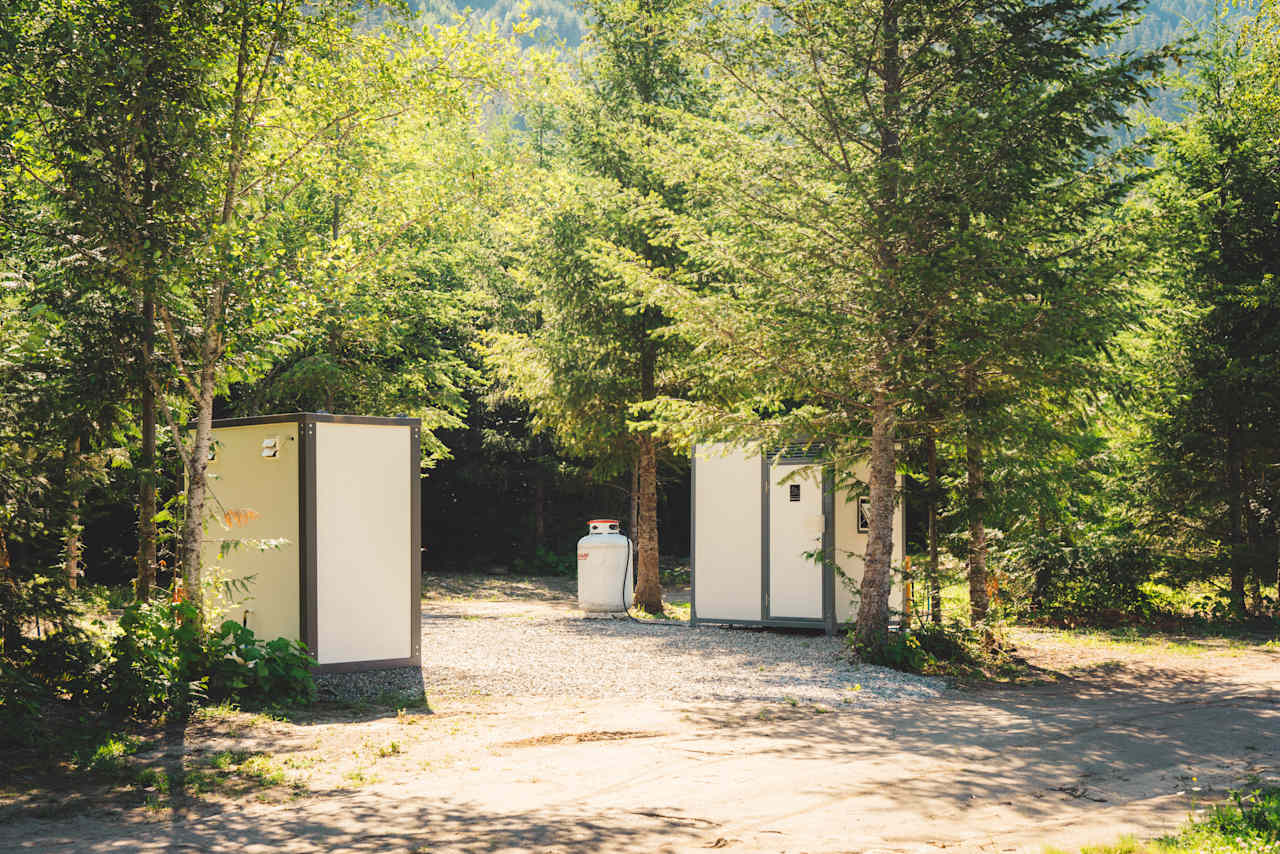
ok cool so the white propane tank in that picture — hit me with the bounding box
[577,519,634,612]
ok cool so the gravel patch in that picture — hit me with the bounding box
[418,609,944,706]
[314,666,429,704]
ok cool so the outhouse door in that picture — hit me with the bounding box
[766,462,825,620]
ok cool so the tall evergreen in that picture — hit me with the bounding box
[645,0,1166,644]
[488,0,708,612]
[1139,0,1280,613]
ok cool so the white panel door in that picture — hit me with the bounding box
[314,422,412,665]
[768,465,824,619]
[692,444,763,621]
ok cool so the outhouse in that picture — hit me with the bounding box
[201,413,421,671]
[690,442,905,633]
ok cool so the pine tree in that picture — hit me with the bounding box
[644,0,1165,645]
[487,0,709,612]
[1139,0,1280,613]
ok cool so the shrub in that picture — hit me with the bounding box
[0,575,108,746]
[3,577,317,752]
[1008,538,1159,626]
[851,622,1024,680]
[852,628,938,674]
[513,545,574,576]
[1191,787,1280,846]
[206,620,315,708]
[105,598,205,716]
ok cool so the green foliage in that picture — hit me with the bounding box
[1057,786,1280,853]
[105,598,205,717]
[852,628,939,674]
[0,575,105,745]
[1009,539,1162,626]
[206,620,316,708]
[850,622,1021,679]
[511,545,575,576]
[1127,0,1280,614]
[107,599,316,716]
[1,579,314,752]
[1181,787,1280,851]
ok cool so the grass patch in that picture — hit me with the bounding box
[631,600,691,622]
[135,767,169,794]
[239,754,285,786]
[193,750,290,794]
[76,734,145,774]
[1020,625,1280,658]
[1047,787,1280,854]
[342,768,380,787]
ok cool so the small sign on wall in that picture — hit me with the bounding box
[789,484,801,502]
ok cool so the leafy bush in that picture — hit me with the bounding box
[206,620,315,707]
[1009,538,1160,626]
[1068,786,1280,853]
[850,622,1021,679]
[107,600,316,714]
[0,575,107,745]
[1179,787,1280,850]
[105,598,205,716]
[513,545,575,576]
[3,576,317,752]
[852,627,937,673]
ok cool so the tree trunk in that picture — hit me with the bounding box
[64,437,83,591]
[926,426,941,625]
[633,436,662,613]
[855,388,897,648]
[855,0,901,652]
[137,289,158,600]
[966,420,989,624]
[532,472,546,552]
[629,463,639,548]
[0,519,16,656]
[1245,485,1263,616]
[1227,429,1246,616]
[0,520,9,581]
[177,11,256,626]
[180,351,218,627]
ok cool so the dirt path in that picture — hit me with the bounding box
[2,583,1278,853]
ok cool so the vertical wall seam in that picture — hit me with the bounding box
[761,451,770,620]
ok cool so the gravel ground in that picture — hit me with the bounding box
[314,575,945,705]
[419,614,943,705]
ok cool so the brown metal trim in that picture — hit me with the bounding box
[693,617,826,630]
[209,413,306,429]
[408,422,422,667]
[305,413,419,427]
[209,412,421,429]
[295,419,308,649]
[822,466,837,636]
[689,448,697,627]
[313,656,419,674]
[301,418,319,660]
[761,452,770,620]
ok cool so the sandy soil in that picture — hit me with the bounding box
[1,577,1277,854]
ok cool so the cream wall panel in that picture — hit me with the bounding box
[201,424,301,642]
[313,422,412,665]
[693,443,762,621]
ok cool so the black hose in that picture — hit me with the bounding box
[620,535,687,628]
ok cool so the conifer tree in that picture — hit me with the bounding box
[488,0,708,612]
[645,0,1165,644]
